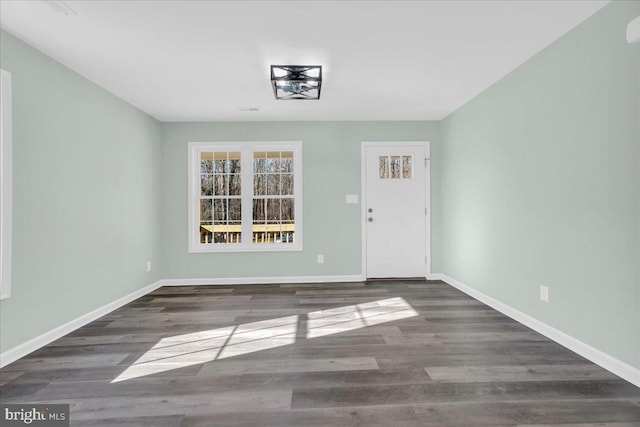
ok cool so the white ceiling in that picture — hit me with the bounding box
[0,0,609,122]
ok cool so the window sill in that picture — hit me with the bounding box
[188,244,303,254]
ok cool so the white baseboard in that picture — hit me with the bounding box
[160,274,365,286]
[437,273,640,388]
[0,280,163,368]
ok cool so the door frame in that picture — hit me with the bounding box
[360,141,431,279]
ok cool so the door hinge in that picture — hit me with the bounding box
[425,158,428,166]
[425,256,428,264]
[425,208,428,215]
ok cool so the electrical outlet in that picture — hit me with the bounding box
[540,285,549,302]
[146,261,152,272]
[317,254,324,264]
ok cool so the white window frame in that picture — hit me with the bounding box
[188,141,303,253]
[1,69,12,300]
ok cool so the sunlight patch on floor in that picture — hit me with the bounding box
[306,297,419,338]
[112,315,299,382]
[112,297,417,383]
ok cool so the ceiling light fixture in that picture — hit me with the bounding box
[270,65,322,100]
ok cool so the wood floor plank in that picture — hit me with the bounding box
[411,400,640,425]
[76,415,184,427]
[425,364,619,383]
[196,356,379,376]
[181,406,424,427]
[291,380,640,409]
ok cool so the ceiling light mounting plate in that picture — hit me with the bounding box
[270,65,322,100]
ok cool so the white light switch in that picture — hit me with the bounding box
[346,194,358,204]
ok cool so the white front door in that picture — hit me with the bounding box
[363,142,429,278]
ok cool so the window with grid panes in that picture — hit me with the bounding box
[188,142,302,252]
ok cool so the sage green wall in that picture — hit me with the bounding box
[0,30,162,352]
[440,1,640,368]
[161,121,441,279]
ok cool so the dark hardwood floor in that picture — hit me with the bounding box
[1,280,639,426]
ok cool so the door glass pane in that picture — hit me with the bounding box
[402,156,412,179]
[379,156,389,179]
[390,156,401,179]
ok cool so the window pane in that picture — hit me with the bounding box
[214,152,226,173]
[228,222,241,243]
[201,175,213,196]
[402,156,412,179]
[201,152,214,174]
[228,198,241,221]
[200,224,213,244]
[281,198,294,222]
[270,231,282,244]
[253,152,266,173]
[391,156,401,179]
[281,230,294,244]
[266,174,281,195]
[214,175,228,196]
[229,174,241,196]
[213,224,228,243]
[267,199,280,221]
[254,174,265,196]
[214,199,227,222]
[266,151,280,173]
[281,174,293,195]
[200,199,212,222]
[227,152,241,173]
[253,223,267,243]
[281,151,294,172]
[379,156,389,179]
[253,198,265,222]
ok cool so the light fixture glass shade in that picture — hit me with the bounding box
[270,65,322,100]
